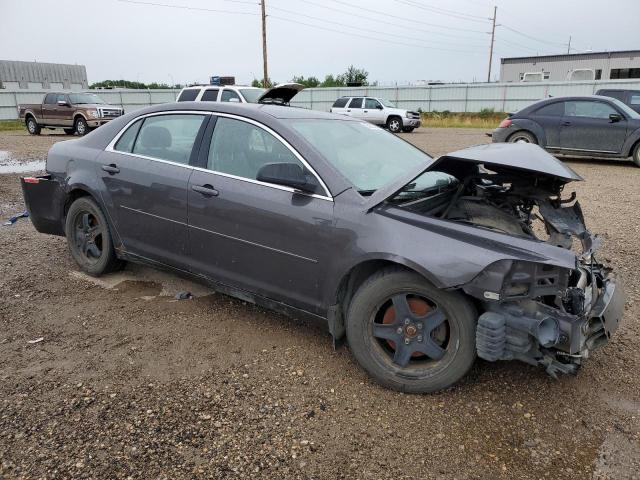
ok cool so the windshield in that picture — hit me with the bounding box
[609,97,640,119]
[239,88,266,103]
[69,93,106,105]
[380,99,396,108]
[286,119,432,193]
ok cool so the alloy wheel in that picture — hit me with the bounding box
[73,211,104,264]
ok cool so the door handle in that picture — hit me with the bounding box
[364,110,369,113]
[561,121,572,126]
[101,164,120,174]
[192,184,219,197]
[347,109,351,112]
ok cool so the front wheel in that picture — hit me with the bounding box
[386,116,403,133]
[65,197,124,276]
[75,117,91,136]
[26,117,41,135]
[346,268,477,393]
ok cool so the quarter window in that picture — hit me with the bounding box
[177,89,200,101]
[220,90,241,102]
[365,98,381,109]
[349,98,364,109]
[114,119,143,153]
[201,89,219,101]
[534,102,564,116]
[208,117,313,187]
[332,98,349,108]
[131,114,205,164]
[564,101,618,119]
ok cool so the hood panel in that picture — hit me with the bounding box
[365,143,582,210]
[258,83,305,104]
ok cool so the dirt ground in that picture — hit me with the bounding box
[1,128,639,479]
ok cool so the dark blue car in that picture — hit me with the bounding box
[492,95,640,167]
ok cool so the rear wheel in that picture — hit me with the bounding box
[63,128,75,135]
[386,116,403,133]
[633,143,640,167]
[26,117,41,135]
[508,130,537,144]
[75,117,91,136]
[346,268,477,393]
[65,197,123,276]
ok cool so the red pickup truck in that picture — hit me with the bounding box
[18,92,123,136]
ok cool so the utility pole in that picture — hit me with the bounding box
[261,0,269,88]
[567,35,572,54]
[487,5,497,83]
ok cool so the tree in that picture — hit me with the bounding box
[291,75,320,88]
[319,74,345,88]
[89,79,173,89]
[342,65,369,86]
[251,78,276,88]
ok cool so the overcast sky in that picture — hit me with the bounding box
[1,0,638,86]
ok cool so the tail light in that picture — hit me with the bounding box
[498,118,512,128]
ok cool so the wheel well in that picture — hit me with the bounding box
[630,138,640,158]
[335,260,419,315]
[63,189,92,219]
[507,129,537,143]
[74,114,86,124]
[387,114,402,123]
[24,113,35,123]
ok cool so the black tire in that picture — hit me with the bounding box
[386,116,403,133]
[65,196,123,276]
[26,116,41,135]
[74,117,91,136]
[632,143,640,168]
[63,128,75,135]
[508,130,537,144]
[402,127,415,133]
[346,267,477,393]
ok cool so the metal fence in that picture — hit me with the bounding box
[2,79,640,120]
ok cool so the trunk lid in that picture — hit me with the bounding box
[258,83,305,105]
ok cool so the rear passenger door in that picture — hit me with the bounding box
[201,89,219,102]
[346,97,364,119]
[186,115,334,314]
[41,93,57,123]
[99,112,209,268]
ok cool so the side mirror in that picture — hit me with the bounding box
[376,104,383,109]
[257,163,315,193]
[609,113,622,123]
[57,100,70,107]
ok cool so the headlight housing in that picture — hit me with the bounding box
[88,109,100,118]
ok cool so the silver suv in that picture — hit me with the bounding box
[176,83,304,105]
[330,96,421,133]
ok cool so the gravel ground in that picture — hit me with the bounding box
[1,128,639,479]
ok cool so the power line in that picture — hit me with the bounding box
[318,0,489,33]
[269,15,483,54]
[392,0,491,23]
[267,5,488,49]
[116,0,258,15]
[499,24,569,47]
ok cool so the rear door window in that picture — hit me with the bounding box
[114,119,143,153]
[201,89,219,101]
[348,98,364,109]
[177,89,200,102]
[44,93,56,104]
[132,114,206,164]
[220,90,241,102]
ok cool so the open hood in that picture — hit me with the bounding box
[258,83,305,105]
[364,143,583,211]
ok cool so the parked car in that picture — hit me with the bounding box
[330,96,421,133]
[176,83,304,105]
[491,95,640,167]
[21,102,624,393]
[595,88,640,113]
[18,92,123,136]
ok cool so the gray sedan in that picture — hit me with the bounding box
[21,102,624,393]
[491,95,640,167]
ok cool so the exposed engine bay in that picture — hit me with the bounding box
[387,153,625,377]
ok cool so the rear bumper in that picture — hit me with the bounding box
[20,175,66,236]
[491,127,511,143]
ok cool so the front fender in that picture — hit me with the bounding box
[621,127,640,156]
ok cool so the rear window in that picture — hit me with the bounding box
[177,89,200,102]
[332,98,349,108]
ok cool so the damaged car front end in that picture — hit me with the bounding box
[372,143,625,378]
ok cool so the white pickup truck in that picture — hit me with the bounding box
[330,96,421,133]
